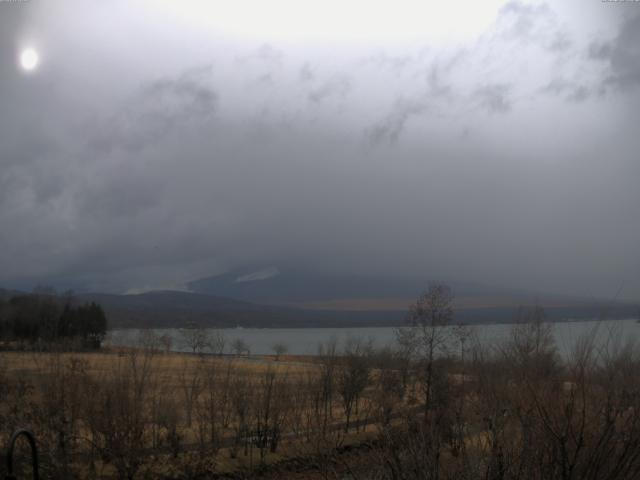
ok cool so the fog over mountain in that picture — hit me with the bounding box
[1,0,639,300]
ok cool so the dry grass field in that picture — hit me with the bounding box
[0,345,404,479]
[1,349,316,379]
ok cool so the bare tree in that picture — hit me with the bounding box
[178,357,203,428]
[252,368,291,463]
[84,348,157,480]
[397,283,454,415]
[370,347,407,427]
[137,329,160,352]
[197,360,234,451]
[505,305,558,378]
[180,323,211,354]
[272,342,288,361]
[317,338,339,438]
[151,393,182,457]
[229,371,252,458]
[158,333,173,353]
[337,337,372,432]
[210,329,226,355]
[31,352,89,478]
[231,338,250,357]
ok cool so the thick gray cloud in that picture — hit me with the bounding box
[0,0,639,300]
[91,67,218,153]
[473,83,512,113]
[307,75,351,104]
[594,13,640,90]
[366,97,429,145]
[540,78,591,103]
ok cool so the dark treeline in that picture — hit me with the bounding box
[0,289,107,348]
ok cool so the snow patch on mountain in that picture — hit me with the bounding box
[235,267,280,283]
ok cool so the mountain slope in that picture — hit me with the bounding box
[78,290,404,328]
[187,267,598,311]
[89,289,638,329]
[187,267,526,305]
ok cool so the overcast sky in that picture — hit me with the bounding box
[1,0,639,298]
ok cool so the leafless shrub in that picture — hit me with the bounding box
[210,329,226,355]
[196,359,234,452]
[231,338,250,357]
[178,357,203,428]
[397,284,454,416]
[83,348,157,480]
[338,338,372,432]
[272,342,288,361]
[180,324,211,355]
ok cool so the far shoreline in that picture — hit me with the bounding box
[107,314,639,331]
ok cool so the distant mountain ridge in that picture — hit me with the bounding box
[187,267,530,305]
[80,290,414,329]
[187,267,603,311]
[80,289,640,329]
[74,289,638,329]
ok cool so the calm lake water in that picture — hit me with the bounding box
[108,319,640,357]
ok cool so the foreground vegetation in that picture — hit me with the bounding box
[2,285,640,479]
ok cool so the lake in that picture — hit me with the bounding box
[108,318,640,357]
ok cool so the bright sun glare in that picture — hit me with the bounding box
[20,48,40,72]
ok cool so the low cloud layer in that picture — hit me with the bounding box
[0,0,639,300]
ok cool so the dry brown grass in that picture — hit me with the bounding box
[0,348,392,479]
[1,349,314,378]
